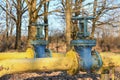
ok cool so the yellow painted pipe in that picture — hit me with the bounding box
[100,53,120,69]
[0,48,34,60]
[98,52,120,80]
[51,53,65,57]
[98,53,120,80]
[0,48,65,60]
[0,50,79,77]
[0,50,120,77]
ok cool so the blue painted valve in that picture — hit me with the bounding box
[31,23,51,58]
[71,16,102,72]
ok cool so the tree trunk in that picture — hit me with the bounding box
[6,2,9,40]
[10,7,14,37]
[15,0,22,50]
[72,0,82,40]
[27,0,37,48]
[91,0,97,38]
[65,0,72,51]
[15,18,22,50]
[44,2,49,41]
[6,2,9,50]
[10,21,14,37]
[44,1,49,48]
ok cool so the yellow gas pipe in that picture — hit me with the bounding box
[98,53,120,73]
[0,50,79,77]
[0,49,120,78]
[0,48,34,60]
[0,48,65,60]
[99,53,120,80]
[99,53,120,72]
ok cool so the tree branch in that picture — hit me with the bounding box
[22,6,28,14]
[11,0,17,8]
[0,5,16,22]
[106,6,120,10]
[38,10,61,17]
[35,0,49,14]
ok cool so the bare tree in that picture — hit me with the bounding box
[90,0,120,38]
[65,0,72,51]
[0,0,27,50]
[44,1,49,41]
[91,0,97,38]
[5,1,9,50]
[71,0,82,40]
[25,0,49,48]
[61,0,84,51]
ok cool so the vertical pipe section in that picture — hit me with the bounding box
[34,45,46,58]
[75,46,93,71]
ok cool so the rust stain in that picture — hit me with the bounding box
[0,66,3,71]
[0,66,9,71]
[5,67,9,70]
[43,66,48,71]
[65,64,68,67]
[43,66,47,69]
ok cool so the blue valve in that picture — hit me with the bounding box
[30,23,51,58]
[71,16,102,71]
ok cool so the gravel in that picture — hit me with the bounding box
[1,69,120,80]
[0,71,101,80]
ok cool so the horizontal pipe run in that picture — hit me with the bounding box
[0,48,34,60]
[97,53,120,74]
[1,50,120,77]
[0,50,79,77]
[51,53,65,57]
[100,53,120,68]
[0,58,72,77]
[0,48,65,60]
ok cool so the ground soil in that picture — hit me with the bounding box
[0,71,101,80]
[1,70,119,80]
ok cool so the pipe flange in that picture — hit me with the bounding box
[31,40,48,45]
[71,39,96,47]
[66,50,80,75]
